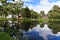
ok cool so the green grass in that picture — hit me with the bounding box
[0,32,16,40]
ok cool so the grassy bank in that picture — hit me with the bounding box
[0,32,16,40]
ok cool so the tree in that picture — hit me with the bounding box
[40,10,45,17]
[0,0,6,3]
[14,0,23,18]
[0,0,23,39]
[48,21,60,33]
[48,5,60,19]
[30,10,40,19]
[21,7,31,18]
[48,5,60,33]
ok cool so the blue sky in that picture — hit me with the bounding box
[48,0,60,2]
[23,0,40,6]
[22,0,60,14]
[7,0,60,14]
[23,0,60,6]
[7,0,60,5]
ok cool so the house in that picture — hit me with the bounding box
[41,14,48,19]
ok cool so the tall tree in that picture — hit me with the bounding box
[21,7,31,18]
[48,5,60,33]
[48,5,60,19]
[30,10,40,19]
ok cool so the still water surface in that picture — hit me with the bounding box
[0,20,60,40]
[20,21,60,40]
[21,24,60,40]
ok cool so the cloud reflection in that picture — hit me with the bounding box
[22,24,60,40]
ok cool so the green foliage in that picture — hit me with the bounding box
[48,21,60,33]
[21,7,41,19]
[48,5,60,19]
[40,10,45,16]
[0,0,6,3]
[21,7,31,18]
[30,10,41,19]
[20,20,39,31]
[0,0,23,40]
[0,32,16,40]
[48,5,60,33]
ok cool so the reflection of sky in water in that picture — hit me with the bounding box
[22,24,60,40]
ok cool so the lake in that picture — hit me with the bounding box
[0,20,60,40]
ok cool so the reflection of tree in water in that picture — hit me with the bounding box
[20,20,38,31]
[40,22,44,28]
[0,21,38,33]
[0,20,22,39]
[48,21,60,33]
[0,20,39,40]
[40,21,48,28]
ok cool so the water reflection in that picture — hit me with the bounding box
[48,21,60,33]
[20,20,39,31]
[0,20,39,40]
[22,24,60,40]
[0,20,60,40]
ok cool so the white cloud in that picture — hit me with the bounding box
[23,0,60,14]
[27,24,52,40]
[25,24,60,40]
